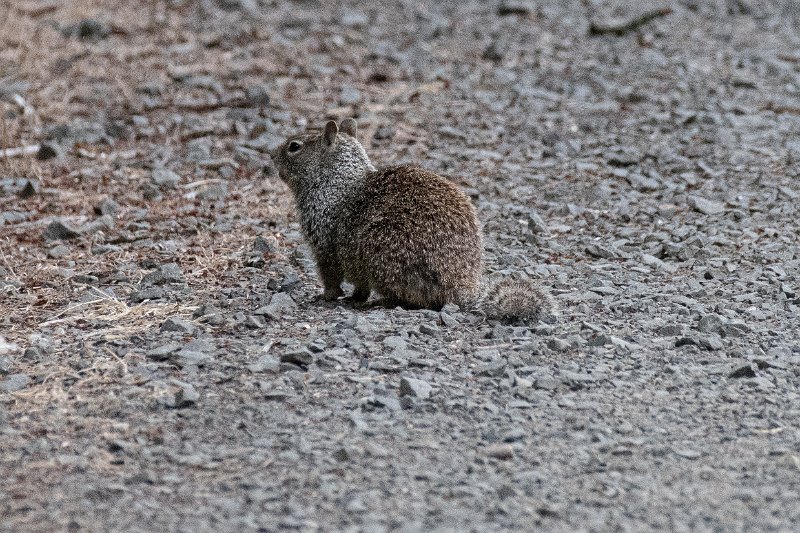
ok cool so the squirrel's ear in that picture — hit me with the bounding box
[340,118,357,138]
[323,120,338,146]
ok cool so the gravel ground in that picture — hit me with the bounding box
[1,1,800,531]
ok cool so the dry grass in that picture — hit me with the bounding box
[0,0,300,371]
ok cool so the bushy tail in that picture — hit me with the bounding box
[480,277,556,323]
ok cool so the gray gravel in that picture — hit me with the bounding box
[1,0,799,532]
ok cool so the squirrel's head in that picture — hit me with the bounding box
[271,118,373,194]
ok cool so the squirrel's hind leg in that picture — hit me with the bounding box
[316,256,345,300]
[350,284,371,302]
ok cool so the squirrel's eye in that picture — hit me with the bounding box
[287,141,303,153]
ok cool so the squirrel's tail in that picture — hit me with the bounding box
[479,276,556,323]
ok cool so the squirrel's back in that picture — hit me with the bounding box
[340,165,483,309]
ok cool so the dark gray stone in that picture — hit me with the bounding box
[81,214,114,235]
[142,263,185,286]
[547,338,571,352]
[280,348,314,368]
[96,197,121,216]
[160,317,196,334]
[43,220,81,241]
[130,287,165,302]
[37,142,63,160]
[255,292,297,320]
[64,19,110,40]
[245,85,271,106]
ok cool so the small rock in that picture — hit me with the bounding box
[193,303,221,318]
[64,19,110,40]
[141,263,185,286]
[81,214,114,235]
[627,173,660,192]
[340,86,362,106]
[399,377,432,399]
[780,283,795,299]
[160,317,196,334]
[675,335,723,351]
[547,338,571,352]
[333,447,350,462]
[656,324,683,336]
[95,197,121,216]
[527,210,548,234]
[248,355,280,373]
[729,364,757,379]
[18,179,40,199]
[419,323,439,336]
[585,243,621,259]
[129,287,165,302]
[280,348,314,368]
[502,428,526,442]
[673,447,702,460]
[151,168,181,188]
[0,339,16,355]
[640,253,676,273]
[147,343,181,361]
[340,9,368,27]
[605,147,640,167]
[688,195,724,215]
[560,370,598,385]
[245,85,271,106]
[697,314,724,333]
[497,1,533,16]
[482,42,504,62]
[485,443,514,460]
[197,183,227,200]
[71,274,98,285]
[368,393,402,412]
[476,360,507,377]
[173,382,200,408]
[0,373,29,392]
[174,349,211,367]
[47,245,71,259]
[252,236,275,253]
[43,220,81,241]
[21,347,41,361]
[141,183,161,201]
[534,377,561,390]
[373,125,394,140]
[280,273,300,292]
[245,315,265,329]
[37,142,63,160]
[720,321,750,338]
[255,292,297,320]
[179,74,223,93]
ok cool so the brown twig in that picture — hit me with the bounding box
[762,101,800,115]
[589,7,672,36]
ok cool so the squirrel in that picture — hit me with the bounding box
[270,118,554,322]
